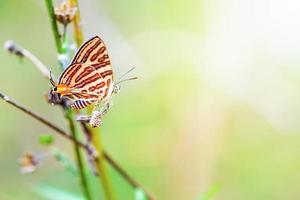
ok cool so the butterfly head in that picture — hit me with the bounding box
[49,69,71,99]
[52,84,72,99]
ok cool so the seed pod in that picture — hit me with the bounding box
[54,1,77,25]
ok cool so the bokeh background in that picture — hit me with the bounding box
[1,0,300,199]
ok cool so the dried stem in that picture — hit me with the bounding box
[4,41,49,79]
[68,0,84,45]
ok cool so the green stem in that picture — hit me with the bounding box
[90,126,116,200]
[69,1,116,199]
[65,110,92,200]
[45,0,62,54]
[45,1,92,200]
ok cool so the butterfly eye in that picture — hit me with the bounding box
[53,87,57,92]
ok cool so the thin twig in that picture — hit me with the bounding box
[104,152,157,200]
[80,123,157,200]
[79,121,99,176]
[4,40,49,79]
[0,90,156,199]
[0,91,87,150]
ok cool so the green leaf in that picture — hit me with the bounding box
[135,188,148,200]
[39,134,55,145]
[198,184,221,200]
[35,184,84,200]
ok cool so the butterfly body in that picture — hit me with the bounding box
[51,36,114,110]
[53,84,71,95]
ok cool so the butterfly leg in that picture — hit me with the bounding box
[76,95,115,127]
[113,84,121,94]
[101,99,113,116]
[75,101,105,127]
[88,98,114,127]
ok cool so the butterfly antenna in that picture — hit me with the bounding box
[115,67,138,85]
[49,69,56,86]
[117,67,135,81]
[116,77,138,85]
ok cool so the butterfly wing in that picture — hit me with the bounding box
[70,99,96,110]
[58,36,113,84]
[58,36,114,110]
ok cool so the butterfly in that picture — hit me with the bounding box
[50,36,114,110]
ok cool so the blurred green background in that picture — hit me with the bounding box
[1,0,300,199]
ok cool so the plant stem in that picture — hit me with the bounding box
[68,0,84,46]
[90,127,116,200]
[104,152,156,200]
[45,1,92,199]
[65,109,92,200]
[43,1,157,199]
[45,0,62,54]
[69,1,116,199]
[0,91,86,149]
[0,90,156,199]
[4,40,49,79]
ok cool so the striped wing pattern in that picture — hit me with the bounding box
[59,36,114,109]
[70,99,95,110]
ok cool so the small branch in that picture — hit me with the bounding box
[4,40,49,79]
[0,91,88,151]
[104,152,157,200]
[79,121,99,176]
[0,90,157,199]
